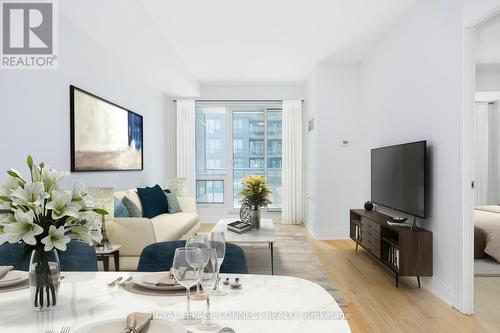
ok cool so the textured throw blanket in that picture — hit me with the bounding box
[475,206,500,263]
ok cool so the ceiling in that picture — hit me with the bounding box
[476,13,500,64]
[60,0,200,97]
[141,0,416,85]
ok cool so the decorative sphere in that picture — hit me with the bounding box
[364,201,374,211]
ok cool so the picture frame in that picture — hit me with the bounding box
[70,85,144,172]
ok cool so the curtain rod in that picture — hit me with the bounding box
[172,99,305,102]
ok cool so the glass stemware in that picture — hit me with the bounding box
[186,234,210,300]
[172,247,203,325]
[197,248,221,331]
[209,232,227,296]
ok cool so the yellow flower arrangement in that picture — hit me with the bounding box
[239,175,272,208]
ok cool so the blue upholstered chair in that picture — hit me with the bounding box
[137,240,249,274]
[0,240,98,271]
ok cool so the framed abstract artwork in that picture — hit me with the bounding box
[70,85,143,172]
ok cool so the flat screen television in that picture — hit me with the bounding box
[371,141,427,218]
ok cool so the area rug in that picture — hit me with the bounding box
[475,257,500,277]
[238,224,347,307]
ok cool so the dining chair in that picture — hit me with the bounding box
[137,240,249,274]
[0,240,98,271]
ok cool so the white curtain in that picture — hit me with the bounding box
[176,100,196,197]
[282,100,303,224]
[474,102,489,206]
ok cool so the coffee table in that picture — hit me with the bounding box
[212,218,277,274]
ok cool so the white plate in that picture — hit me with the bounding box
[132,273,185,291]
[0,271,28,287]
[74,318,186,333]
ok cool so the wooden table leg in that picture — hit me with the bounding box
[102,256,109,272]
[113,251,120,271]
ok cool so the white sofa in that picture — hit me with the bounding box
[106,189,200,271]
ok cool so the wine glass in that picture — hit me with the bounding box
[209,231,227,296]
[186,234,210,299]
[172,247,202,325]
[197,248,221,331]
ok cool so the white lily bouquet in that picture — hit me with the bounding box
[0,155,107,310]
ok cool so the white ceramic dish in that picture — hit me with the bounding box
[132,273,185,291]
[0,271,28,287]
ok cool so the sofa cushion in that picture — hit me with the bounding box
[114,197,129,217]
[126,189,144,216]
[150,213,199,242]
[137,185,169,219]
[165,192,182,214]
[122,196,142,217]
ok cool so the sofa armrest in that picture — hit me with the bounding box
[106,218,156,256]
[178,197,197,214]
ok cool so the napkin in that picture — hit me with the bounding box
[143,273,177,286]
[120,312,153,333]
[0,266,13,280]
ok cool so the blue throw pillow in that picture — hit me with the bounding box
[165,192,182,214]
[114,197,129,217]
[137,184,169,219]
[122,196,142,217]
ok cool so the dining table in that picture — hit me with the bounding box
[0,272,352,333]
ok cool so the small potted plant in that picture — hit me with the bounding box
[239,176,272,229]
[0,155,107,311]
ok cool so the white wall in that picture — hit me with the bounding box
[476,64,500,91]
[359,0,464,306]
[305,0,466,307]
[304,64,368,239]
[0,15,178,190]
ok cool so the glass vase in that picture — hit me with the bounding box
[251,206,261,229]
[29,248,61,311]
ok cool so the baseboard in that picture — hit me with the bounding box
[303,223,349,240]
[422,276,455,307]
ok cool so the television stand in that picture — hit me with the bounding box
[350,209,432,287]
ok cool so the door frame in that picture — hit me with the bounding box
[460,5,500,315]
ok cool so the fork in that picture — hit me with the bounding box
[118,276,133,287]
[107,276,123,287]
[60,326,71,333]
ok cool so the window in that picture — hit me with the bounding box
[233,159,245,168]
[250,158,264,169]
[249,140,264,156]
[195,107,226,203]
[207,119,221,134]
[207,139,221,154]
[266,111,282,209]
[207,159,221,170]
[250,121,264,136]
[268,158,282,168]
[195,103,282,211]
[233,139,244,154]
[234,119,244,134]
[196,180,224,203]
[267,140,281,156]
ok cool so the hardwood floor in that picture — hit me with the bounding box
[200,223,500,332]
[303,229,500,333]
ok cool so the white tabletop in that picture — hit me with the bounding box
[0,272,351,333]
[212,218,277,243]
